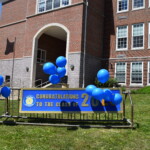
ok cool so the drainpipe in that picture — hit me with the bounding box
[82,0,88,88]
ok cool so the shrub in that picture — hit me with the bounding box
[95,78,119,88]
[131,86,150,94]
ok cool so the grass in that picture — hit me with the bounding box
[0,94,149,150]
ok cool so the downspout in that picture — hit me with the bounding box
[82,0,88,88]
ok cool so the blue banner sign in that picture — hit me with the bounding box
[20,89,122,113]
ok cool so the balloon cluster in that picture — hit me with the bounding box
[85,69,122,105]
[0,75,11,98]
[43,56,67,84]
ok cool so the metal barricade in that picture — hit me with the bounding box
[0,89,135,129]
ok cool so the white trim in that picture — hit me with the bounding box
[131,23,144,50]
[115,62,127,85]
[109,56,150,60]
[30,23,70,87]
[37,48,47,63]
[132,0,145,10]
[69,51,81,54]
[0,56,32,61]
[130,62,143,86]
[117,0,129,13]
[116,25,128,51]
[36,0,38,14]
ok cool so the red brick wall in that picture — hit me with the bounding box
[86,0,104,57]
[0,1,84,58]
[0,0,27,26]
[25,4,84,56]
[0,22,26,59]
[104,0,150,59]
[103,0,150,87]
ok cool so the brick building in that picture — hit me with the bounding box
[103,0,150,88]
[0,0,150,89]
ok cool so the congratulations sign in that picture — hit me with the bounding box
[20,89,122,113]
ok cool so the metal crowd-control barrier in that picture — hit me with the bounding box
[0,89,135,129]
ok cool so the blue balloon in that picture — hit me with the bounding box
[57,67,66,78]
[49,74,60,84]
[97,69,110,83]
[43,62,57,75]
[92,88,104,101]
[103,89,114,102]
[0,75,4,86]
[85,85,97,96]
[112,93,122,105]
[1,86,11,98]
[56,56,67,67]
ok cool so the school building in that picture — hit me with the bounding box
[0,0,150,89]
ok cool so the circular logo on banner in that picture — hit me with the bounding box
[23,96,36,107]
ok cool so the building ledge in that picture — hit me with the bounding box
[0,19,26,29]
[27,2,84,19]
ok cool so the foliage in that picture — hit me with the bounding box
[120,86,126,92]
[131,86,150,94]
[95,78,119,88]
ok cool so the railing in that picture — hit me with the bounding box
[38,0,70,13]
[36,80,50,88]
[32,79,43,88]
[122,90,134,128]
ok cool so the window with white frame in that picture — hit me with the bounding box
[132,23,144,49]
[148,62,150,84]
[117,0,128,12]
[131,62,143,84]
[38,0,70,13]
[116,26,128,50]
[133,0,144,10]
[37,49,46,63]
[115,62,126,83]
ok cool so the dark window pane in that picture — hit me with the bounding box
[62,0,69,5]
[134,0,144,8]
[46,0,52,10]
[133,36,143,48]
[119,0,128,11]
[54,0,60,8]
[118,38,127,49]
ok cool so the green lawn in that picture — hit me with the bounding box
[0,94,149,150]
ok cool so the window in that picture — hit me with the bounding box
[131,62,143,84]
[38,0,70,13]
[37,49,46,63]
[117,0,128,12]
[148,62,150,84]
[116,26,128,50]
[115,62,126,83]
[133,0,144,10]
[5,75,10,83]
[132,23,144,49]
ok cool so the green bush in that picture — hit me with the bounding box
[131,86,150,94]
[95,78,119,88]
